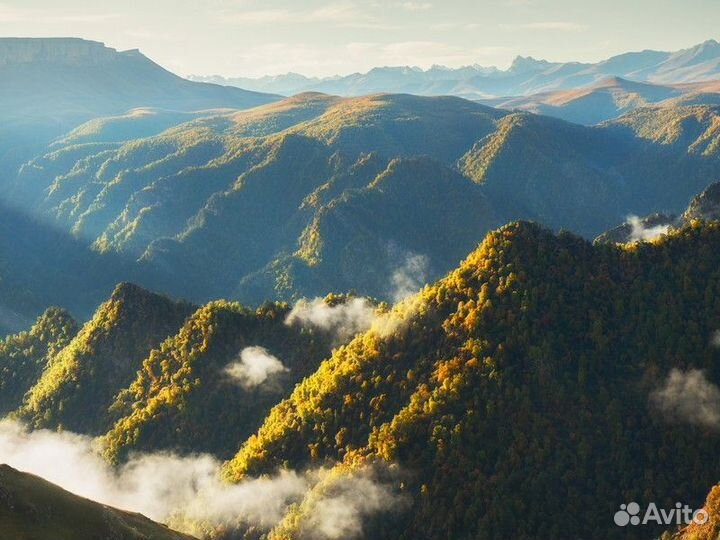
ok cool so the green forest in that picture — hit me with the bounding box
[4,217,720,539]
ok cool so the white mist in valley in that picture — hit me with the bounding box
[285,296,378,342]
[390,253,428,302]
[0,419,398,538]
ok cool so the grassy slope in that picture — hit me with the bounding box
[0,465,196,540]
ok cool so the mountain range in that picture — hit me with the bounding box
[3,36,720,540]
[6,90,720,326]
[481,76,720,125]
[3,199,720,538]
[190,39,720,99]
[0,38,277,179]
[223,218,720,540]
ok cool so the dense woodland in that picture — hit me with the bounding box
[103,299,334,461]
[3,217,720,539]
[224,220,720,540]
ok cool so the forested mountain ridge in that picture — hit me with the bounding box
[4,30,720,540]
[12,94,508,305]
[102,298,336,462]
[3,205,720,540]
[15,283,195,434]
[0,308,78,415]
[221,219,720,540]
[458,104,720,235]
[11,93,720,312]
[0,284,343,461]
[670,483,720,539]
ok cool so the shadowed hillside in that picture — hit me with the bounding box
[12,93,720,308]
[0,465,196,540]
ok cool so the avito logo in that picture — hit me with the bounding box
[614,501,708,527]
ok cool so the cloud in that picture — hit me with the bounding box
[398,1,433,11]
[429,22,485,32]
[224,346,289,388]
[285,253,429,343]
[285,293,426,344]
[0,420,401,538]
[0,419,307,534]
[302,467,406,539]
[220,1,382,27]
[650,369,720,429]
[286,297,377,342]
[0,4,119,24]
[124,29,174,42]
[311,2,365,22]
[0,3,31,22]
[391,253,429,302]
[53,13,120,23]
[222,8,293,24]
[627,215,671,242]
[501,21,588,32]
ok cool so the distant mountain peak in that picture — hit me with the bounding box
[509,55,553,73]
[668,38,720,65]
[0,37,132,66]
[687,38,720,55]
[109,281,183,309]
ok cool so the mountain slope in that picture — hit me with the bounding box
[460,106,720,235]
[0,37,278,183]
[223,220,720,540]
[0,308,78,415]
[487,76,686,125]
[16,283,194,434]
[13,93,720,306]
[16,94,507,304]
[255,156,504,299]
[0,465,195,540]
[0,200,145,336]
[595,181,720,243]
[0,37,277,121]
[669,484,720,540]
[102,298,334,461]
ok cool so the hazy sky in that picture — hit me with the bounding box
[1,0,718,78]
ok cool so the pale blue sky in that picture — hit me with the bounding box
[1,0,718,77]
